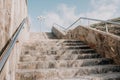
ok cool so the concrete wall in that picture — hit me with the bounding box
[52,26,120,65]
[0,0,29,80]
[52,26,66,39]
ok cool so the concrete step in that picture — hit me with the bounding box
[41,73,120,80]
[63,43,85,46]
[41,79,90,80]
[21,49,97,56]
[40,78,90,80]
[21,47,96,57]
[39,40,83,43]
[32,49,97,55]
[65,45,90,49]
[80,72,120,80]
[75,65,120,77]
[16,65,120,79]
[19,53,101,62]
[63,40,83,43]
[77,53,101,59]
[79,49,96,53]
[18,58,113,69]
[65,49,96,54]
[57,50,97,59]
[58,53,101,60]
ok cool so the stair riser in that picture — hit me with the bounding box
[80,77,120,80]
[18,59,113,69]
[63,41,83,43]
[20,54,101,62]
[78,54,101,59]
[65,46,90,49]
[63,43,85,46]
[21,49,97,58]
[65,49,96,53]
[16,66,120,80]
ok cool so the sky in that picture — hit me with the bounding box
[28,0,120,32]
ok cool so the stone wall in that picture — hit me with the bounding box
[52,26,120,65]
[0,0,29,80]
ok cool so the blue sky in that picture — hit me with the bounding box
[28,0,120,32]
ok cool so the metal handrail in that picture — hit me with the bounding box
[53,17,120,33]
[66,17,120,31]
[0,17,27,72]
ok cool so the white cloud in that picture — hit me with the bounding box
[42,0,120,30]
[44,12,63,28]
[57,4,78,25]
[89,0,120,20]
[43,4,79,29]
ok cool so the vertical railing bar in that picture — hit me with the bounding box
[105,23,109,33]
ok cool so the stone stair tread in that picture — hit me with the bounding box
[38,78,90,80]
[77,53,101,59]
[42,39,82,42]
[65,44,90,47]
[18,58,111,63]
[65,47,91,50]
[19,53,101,62]
[65,45,90,49]
[16,72,120,80]
[58,49,96,54]
[64,49,95,51]
[16,65,120,72]
[20,51,98,57]
[18,58,112,65]
[65,45,89,47]
[63,43,85,45]
[80,72,120,80]
[61,40,86,43]
[16,65,120,79]
[18,58,113,69]
[21,49,97,57]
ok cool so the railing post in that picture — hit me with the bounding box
[105,23,109,33]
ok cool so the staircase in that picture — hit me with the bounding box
[15,33,120,80]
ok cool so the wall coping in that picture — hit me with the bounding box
[77,26,120,40]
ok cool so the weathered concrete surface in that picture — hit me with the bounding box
[0,0,29,80]
[52,26,66,39]
[52,26,120,65]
